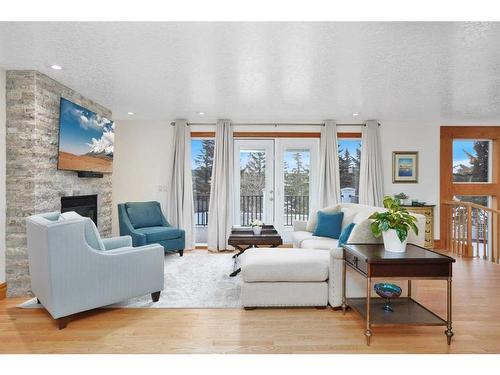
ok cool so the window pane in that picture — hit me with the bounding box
[453,140,490,182]
[338,139,361,203]
[191,139,214,244]
[240,149,267,226]
[283,149,310,226]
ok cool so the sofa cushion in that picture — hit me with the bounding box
[348,218,383,244]
[301,237,340,250]
[135,226,183,242]
[306,204,340,232]
[241,248,329,282]
[291,230,314,247]
[338,222,356,247]
[313,211,344,239]
[125,202,163,229]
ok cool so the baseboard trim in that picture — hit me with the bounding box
[0,282,7,300]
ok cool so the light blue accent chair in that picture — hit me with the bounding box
[118,201,185,256]
[25,211,165,329]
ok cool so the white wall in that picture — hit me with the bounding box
[379,121,441,238]
[112,120,443,240]
[0,67,6,283]
[112,120,174,236]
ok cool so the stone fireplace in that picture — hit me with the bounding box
[61,195,98,225]
[5,71,113,296]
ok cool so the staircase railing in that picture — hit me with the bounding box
[443,200,499,262]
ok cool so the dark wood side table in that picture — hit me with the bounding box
[228,225,283,277]
[342,243,455,346]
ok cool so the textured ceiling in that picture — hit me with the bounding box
[1,22,500,123]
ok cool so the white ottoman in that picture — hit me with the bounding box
[240,248,330,308]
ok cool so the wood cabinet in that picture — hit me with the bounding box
[403,205,435,249]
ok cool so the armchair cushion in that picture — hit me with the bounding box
[125,202,164,229]
[135,226,184,242]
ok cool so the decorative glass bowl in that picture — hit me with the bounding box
[374,283,402,312]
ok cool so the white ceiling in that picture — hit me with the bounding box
[1,22,500,123]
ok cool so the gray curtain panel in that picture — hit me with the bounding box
[317,119,341,208]
[359,120,384,207]
[207,120,234,252]
[166,119,195,248]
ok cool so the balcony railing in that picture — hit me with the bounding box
[443,200,499,262]
[194,194,210,226]
[193,194,310,226]
[284,195,309,226]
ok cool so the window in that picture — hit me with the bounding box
[338,138,361,203]
[452,140,490,182]
[191,139,215,244]
[283,149,310,225]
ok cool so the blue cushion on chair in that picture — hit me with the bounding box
[313,211,344,239]
[136,226,183,242]
[338,222,356,247]
[125,202,163,229]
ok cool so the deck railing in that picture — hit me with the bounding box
[443,200,499,262]
[194,194,310,226]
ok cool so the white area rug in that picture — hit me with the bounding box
[18,251,243,309]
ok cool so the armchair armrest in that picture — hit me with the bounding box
[292,220,308,232]
[102,236,132,250]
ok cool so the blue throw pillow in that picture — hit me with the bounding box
[313,211,344,239]
[338,222,356,247]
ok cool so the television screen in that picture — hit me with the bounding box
[57,98,114,173]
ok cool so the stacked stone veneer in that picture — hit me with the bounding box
[6,71,113,296]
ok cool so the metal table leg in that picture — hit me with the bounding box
[230,245,253,277]
[365,277,372,345]
[445,277,454,345]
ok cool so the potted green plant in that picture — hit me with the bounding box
[251,219,264,235]
[369,196,419,252]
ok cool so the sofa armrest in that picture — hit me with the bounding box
[292,220,308,232]
[102,235,133,250]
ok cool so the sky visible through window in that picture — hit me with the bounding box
[453,140,476,168]
[191,139,204,169]
[338,139,360,156]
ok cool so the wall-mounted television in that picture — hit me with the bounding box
[57,98,114,173]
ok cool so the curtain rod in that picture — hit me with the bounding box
[169,122,374,127]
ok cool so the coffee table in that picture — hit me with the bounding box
[342,243,455,345]
[228,225,283,277]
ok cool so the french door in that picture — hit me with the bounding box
[233,138,319,241]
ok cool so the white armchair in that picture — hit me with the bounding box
[26,211,164,329]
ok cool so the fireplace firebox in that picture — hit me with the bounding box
[61,194,98,226]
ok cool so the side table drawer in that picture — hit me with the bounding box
[345,251,367,275]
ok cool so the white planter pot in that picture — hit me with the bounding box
[253,226,262,235]
[382,229,408,252]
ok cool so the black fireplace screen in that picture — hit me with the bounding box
[61,194,98,226]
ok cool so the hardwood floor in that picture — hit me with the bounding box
[1,254,500,354]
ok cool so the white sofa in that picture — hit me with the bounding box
[240,203,426,309]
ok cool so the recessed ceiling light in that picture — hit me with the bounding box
[197,112,205,116]
[352,113,359,117]
[50,64,63,70]
[127,112,135,116]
